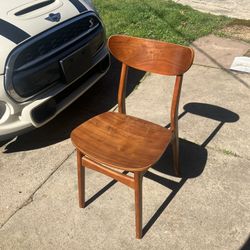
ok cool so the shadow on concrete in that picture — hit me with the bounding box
[240,236,250,250]
[142,139,206,236]
[142,102,239,237]
[142,138,207,236]
[85,171,129,207]
[2,57,145,153]
[183,102,240,123]
[182,102,239,148]
[152,138,208,179]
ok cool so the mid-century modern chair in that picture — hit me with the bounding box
[71,35,194,239]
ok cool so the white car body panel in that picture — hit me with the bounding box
[0,0,110,139]
[0,0,91,73]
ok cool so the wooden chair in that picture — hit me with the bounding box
[71,35,194,239]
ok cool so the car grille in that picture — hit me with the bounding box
[14,15,100,68]
[5,12,105,102]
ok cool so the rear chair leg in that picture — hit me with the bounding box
[77,149,85,208]
[172,135,180,176]
[134,172,143,239]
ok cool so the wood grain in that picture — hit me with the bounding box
[134,172,143,239]
[82,156,135,189]
[71,112,172,172]
[108,35,194,76]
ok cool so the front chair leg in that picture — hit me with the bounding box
[172,134,180,176]
[134,172,143,239]
[77,149,85,208]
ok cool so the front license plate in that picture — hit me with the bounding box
[60,45,92,84]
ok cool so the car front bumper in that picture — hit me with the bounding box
[0,47,110,140]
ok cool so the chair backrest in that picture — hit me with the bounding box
[108,35,194,131]
[108,35,194,76]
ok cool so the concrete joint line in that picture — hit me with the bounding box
[205,145,247,160]
[193,63,225,70]
[0,149,76,230]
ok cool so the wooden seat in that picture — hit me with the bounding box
[71,112,172,171]
[71,35,194,239]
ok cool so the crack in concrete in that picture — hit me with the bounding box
[0,150,75,230]
[206,145,249,160]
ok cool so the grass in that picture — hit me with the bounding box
[222,149,240,157]
[93,0,232,45]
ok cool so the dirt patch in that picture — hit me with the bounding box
[219,25,250,43]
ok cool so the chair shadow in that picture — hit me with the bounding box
[85,171,129,207]
[142,139,207,236]
[240,236,250,250]
[152,138,208,179]
[141,102,239,237]
[2,57,145,152]
[182,102,239,148]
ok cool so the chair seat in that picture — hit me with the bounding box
[71,112,172,172]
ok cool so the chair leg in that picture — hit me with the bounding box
[134,172,143,239]
[77,149,85,208]
[172,134,180,176]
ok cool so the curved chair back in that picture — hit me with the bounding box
[108,35,194,76]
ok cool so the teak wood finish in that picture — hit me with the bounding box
[71,35,194,239]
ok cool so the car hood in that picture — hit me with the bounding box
[0,0,92,73]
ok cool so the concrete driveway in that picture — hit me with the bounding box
[173,0,250,20]
[0,35,250,249]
